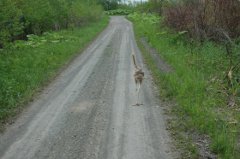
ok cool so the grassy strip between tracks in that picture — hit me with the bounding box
[129,13,240,159]
[0,16,109,130]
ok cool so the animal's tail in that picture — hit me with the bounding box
[132,53,138,69]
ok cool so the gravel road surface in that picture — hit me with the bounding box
[0,16,177,159]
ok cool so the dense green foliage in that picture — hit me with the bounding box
[0,16,109,128]
[128,12,240,159]
[98,0,120,10]
[0,0,104,47]
[134,0,167,14]
[105,9,133,15]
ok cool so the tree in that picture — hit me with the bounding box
[98,0,120,10]
[0,0,23,47]
[0,0,104,48]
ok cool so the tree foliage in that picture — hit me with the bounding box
[97,0,120,10]
[134,0,169,14]
[0,0,24,46]
[0,0,104,48]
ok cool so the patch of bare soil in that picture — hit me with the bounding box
[192,133,217,159]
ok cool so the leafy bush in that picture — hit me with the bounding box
[128,12,159,24]
[105,9,133,15]
[97,0,118,11]
[133,0,168,15]
[0,0,104,48]
[10,32,78,49]
[0,0,24,46]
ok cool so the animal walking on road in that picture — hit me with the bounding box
[132,53,144,106]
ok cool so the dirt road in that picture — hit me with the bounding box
[0,17,177,159]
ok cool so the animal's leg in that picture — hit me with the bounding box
[132,83,140,106]
[138,82,141,92]
[135,83,143,106]
[137,84,143,105]
[135,80,138,91]
[137,87,140,105]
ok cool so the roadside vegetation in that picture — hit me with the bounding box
[0,0,111,130]
[105,9,133,15]
[128,0,240,158]
[0,0,105,48]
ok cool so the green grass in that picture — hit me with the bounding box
[128,13,240,159]
[0,16,109,128]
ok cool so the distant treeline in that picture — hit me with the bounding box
[0,0,106,47]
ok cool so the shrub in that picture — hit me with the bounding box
[163,0,240,41]
[0,0,104,48]
[0,0,24,47]
[105,9,133,15]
